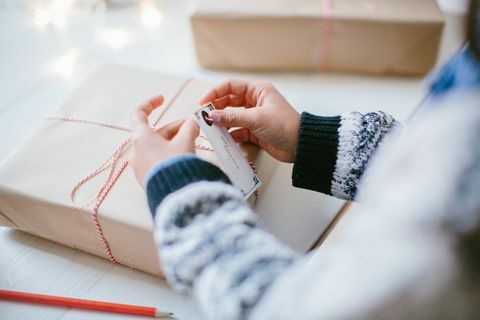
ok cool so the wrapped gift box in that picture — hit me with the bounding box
[191,0,444,75]
[0,64,276,276]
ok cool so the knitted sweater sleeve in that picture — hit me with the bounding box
[292,111,400,200]
[146,97,480,320]
[146,155,299,320]
[146,110,399,319]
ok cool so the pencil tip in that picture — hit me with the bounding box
[155,309,174,318]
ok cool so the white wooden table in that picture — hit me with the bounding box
[0,1,466,319]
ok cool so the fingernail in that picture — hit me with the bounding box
[210,111,221,123]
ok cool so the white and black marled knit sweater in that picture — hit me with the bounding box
[145,91,480,320]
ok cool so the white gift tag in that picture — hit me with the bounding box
[194,103,261,199]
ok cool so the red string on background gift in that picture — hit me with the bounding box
[46,79,259,264]
[319,0,375,71]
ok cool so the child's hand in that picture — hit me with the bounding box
[199,79,300,163]
[129,95,199,186]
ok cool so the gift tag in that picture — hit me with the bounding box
[194,103,261,199]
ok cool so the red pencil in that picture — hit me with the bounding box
[0,289,172,318]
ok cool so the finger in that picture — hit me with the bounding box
[199,79,244,105]
[229,128,259,146]
[156,116,188,140]
[174,116,200,144]
[140,95,164,115]
[131,95,164,133]
[208,108,259,129]
[229,127,250,143]
[212,94,246,109]
[198,79,266,109]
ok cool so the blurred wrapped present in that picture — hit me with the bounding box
[191,0,444,75]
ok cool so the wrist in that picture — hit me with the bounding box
[291,113,301,159]
[143,153,197,188]
[284,111,301,162]
[146,155,232,216]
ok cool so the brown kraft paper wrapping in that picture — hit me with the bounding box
[0,64,277,276]
[191,0,444,75]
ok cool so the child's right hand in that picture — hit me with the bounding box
[199,79,300,163]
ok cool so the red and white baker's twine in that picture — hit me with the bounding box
[46,80,259,264]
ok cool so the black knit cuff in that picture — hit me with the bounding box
[146,157,231,217]
[292,112,340,195]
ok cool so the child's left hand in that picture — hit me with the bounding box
[129,95,199,186]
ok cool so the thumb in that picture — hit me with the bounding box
[174,116,199,144]
[209,108,257,129]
